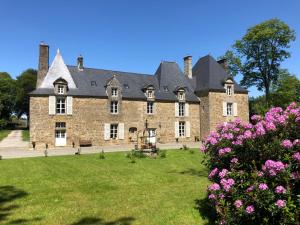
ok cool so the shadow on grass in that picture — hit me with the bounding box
[194,198,216,225]
[71,216,135,225]
[168,168,208,177]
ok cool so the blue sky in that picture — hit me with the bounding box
[0,0,299,97]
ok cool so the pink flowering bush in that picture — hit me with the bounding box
[201,103,300,224]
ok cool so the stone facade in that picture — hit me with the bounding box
[30,97,201,149]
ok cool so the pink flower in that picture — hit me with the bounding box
[208,183,221,191]
[218,147,231,156]
[275,199,286,208]
[251,115,262,121]
[208,194,216,199]
[243,130,253,139]
[293,139,300,146]
[219,169,228,178]
[263,160,285,176]
[265,122,276,131]
[218,193,225,199]
[200,144,207,153]
[293,152,300,162]
[230,157,238,164]
[281,139,293,149]
[257,171,264,177]
[258,183,268,190]
[296,117,300,122]
[245,205,255,214]
[246,186,254,192]
[234,199,243,208]
[220,178,235,192]
[275,186,286,194]
[208,168,219,179]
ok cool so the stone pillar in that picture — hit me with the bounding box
[77,54,84,70]
[183,55,192,79]
[36,42,49,88]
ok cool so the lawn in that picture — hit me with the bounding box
[22,129,30,141]
[0,150,210,225]
[0,130,10,141]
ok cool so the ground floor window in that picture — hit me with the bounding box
[110,124,118,139]
[55,130,66,138]
[179,121,185,137]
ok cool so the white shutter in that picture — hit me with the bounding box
[175,121,179,138]
[118,123,124,140]
[175,102,179,117]
[186,121,191,137]
[223,102,227,116]
[49,96,56,115]
[233,103,238,116]
[185,103,189,117]
[104,123,110,140]
[66,96,73,115]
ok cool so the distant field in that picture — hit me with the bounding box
[0,150,210,225]
[0,130,10,141]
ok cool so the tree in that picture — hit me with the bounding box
[0,72,17,126]
[223,19,296,106]
[15,69,37,118]
[270,69,300,108]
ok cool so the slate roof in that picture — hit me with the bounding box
[192,55,248,93]
[30,54,247,101]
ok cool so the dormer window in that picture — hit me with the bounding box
[226,86,232,96]
[58,85,65,94]
[112,88,118,97]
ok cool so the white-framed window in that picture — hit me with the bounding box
[56,98,66,114]
[55,130,66,138]
[112,88,118,97]
[55,122,66,129]
[179,102,185,116]
[227,103,233,116]
[147,102,154,114]
[179,121,185,137]
[178,92,185,101]
[147,90,154,98]
[110,124,118,139]
[58,85,65,94]
[110,101,118,114]
[226,86,232,96]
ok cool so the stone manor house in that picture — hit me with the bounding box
[29,43,249,149]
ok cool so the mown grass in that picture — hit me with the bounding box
[22,129,30,141]
[0,129,10,141]
[0,150,210,225]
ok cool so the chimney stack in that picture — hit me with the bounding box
[183,55,192,79]
[77,54,84,71]
[36,42,49,88]
[217,58,228,72]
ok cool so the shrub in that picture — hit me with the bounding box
[99,150,105,159]
[201,103,300,225]
[0,119,7,129]
[160,151,167,158]
[189,149,195,154]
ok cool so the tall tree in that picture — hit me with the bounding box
[15,69,37,118]
[234,18,295,106]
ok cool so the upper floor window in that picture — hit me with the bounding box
[147,90,154,98]
[110,124,118,139]
[227,103,233,116]
[179,121,185,137]
[179,102,185,117]
[56,98,66,114]
[147,102,154,114]
[226,86,233,96]
[178,91,185,101]
[110,101,118,114]
[55,122,66,129]
[112,88,118,97]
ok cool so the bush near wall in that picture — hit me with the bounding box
[201,103,300,225]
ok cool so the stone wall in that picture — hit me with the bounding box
[30,97,201,149]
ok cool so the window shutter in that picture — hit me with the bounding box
[175,121,179,138]
[185,103,189,116]
[118,123,124,140]
[223,102,227,116]
[104,123,110,140]
[49,96,56,115]
[233,103,238,116]
[67,96,73,115]
[175,102,179,117]
[186,121,191,137]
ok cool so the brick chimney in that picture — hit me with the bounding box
[217,58,228,71]
[77,54,84,71]
[36,42,49,88]
[183,55,192,79]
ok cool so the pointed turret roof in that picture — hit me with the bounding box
[40,49,77,89]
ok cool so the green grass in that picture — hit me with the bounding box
[22,129,30,141]
[0,129,10,141]
[0,150,210,225]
